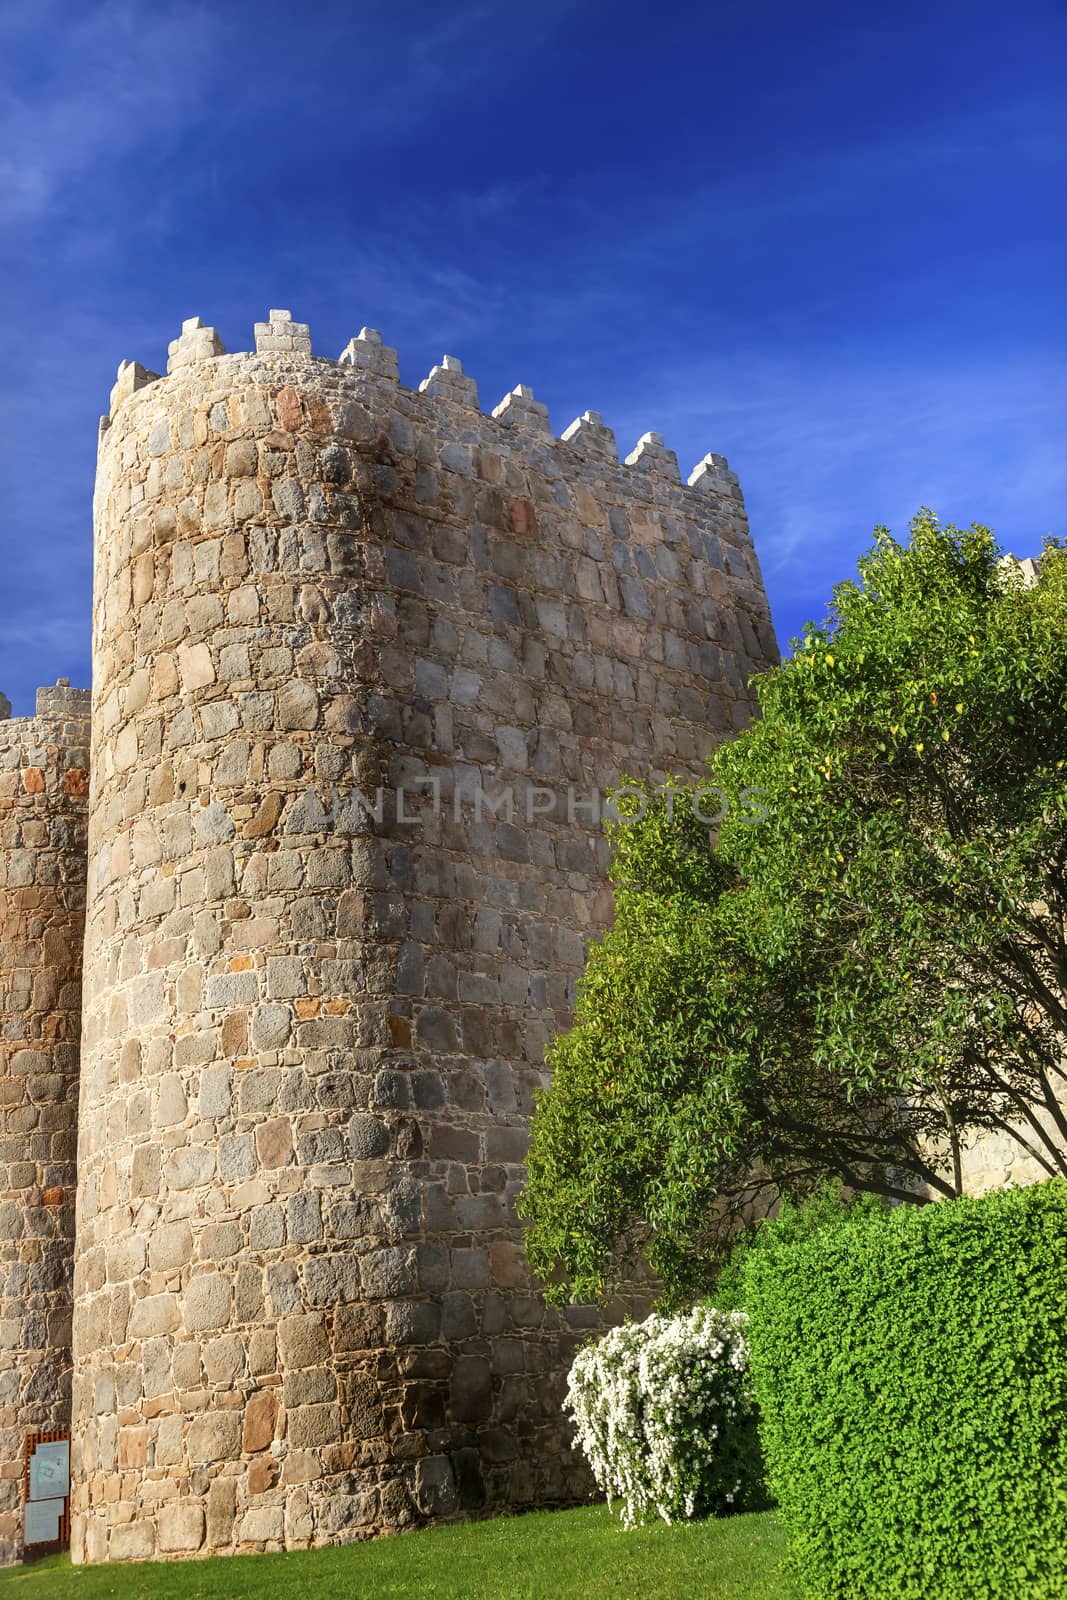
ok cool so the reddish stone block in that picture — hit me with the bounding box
[275,386,303,432]
[242,1389,278,1453]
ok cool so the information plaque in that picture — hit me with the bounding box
[24,1498,64,1545]
[28,1440,70,1503]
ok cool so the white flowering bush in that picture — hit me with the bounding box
[564,1304,763,1527]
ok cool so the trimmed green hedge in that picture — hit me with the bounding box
[711,1179,888,1311]
[744,1178,1067,1600]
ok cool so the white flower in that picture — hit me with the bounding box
[564,1305,758,1527]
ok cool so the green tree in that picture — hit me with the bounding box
[520,514,1067,1307]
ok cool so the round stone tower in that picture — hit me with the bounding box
[72,311,778,1561]
[0,683,90,1563]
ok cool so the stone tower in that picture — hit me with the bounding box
[70,310,778,1561]
[0,683,90,1563]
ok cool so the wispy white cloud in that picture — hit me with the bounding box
[0,2,225,228]
[0,0,580,233]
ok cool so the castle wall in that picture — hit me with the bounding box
[956,1109,1065,1195]
[72,313,778,1562]
[0,685,90,1563]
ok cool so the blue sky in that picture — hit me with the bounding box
[2,0,1064,714]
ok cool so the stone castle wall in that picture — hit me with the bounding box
[0,684,90,1563]
[70,311,778,1561]
[959,1130,1055,1195]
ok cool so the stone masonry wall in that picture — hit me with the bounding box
[959,1127,1056,1194]
[71,311,778,1563]
[0,684,90,1563]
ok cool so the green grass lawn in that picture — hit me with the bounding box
[0,1506,798,1600]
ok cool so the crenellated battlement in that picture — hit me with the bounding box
[625,431,681,480]
[34,678,92,720]
[0,680,91,731]
[104,310,748,501]
[338,326,400,380]
[560,411,618,462]
[253,308,312,356]
[419,354,479,409]
[166,315,226,373]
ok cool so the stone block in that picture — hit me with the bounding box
[200,1064,232,1118]
[419,354,479,408]
[255,1116,292,1169]
[188,1412,242,1464]
[414,1005,459,1053]
[242,1387,278,1452]
[204,1333,245,1386]
[560,409,618,461]
[206,1478,236,1549]
[490,384,551,433]
[450,1355,492,1422]
[283,1366,334,1407]
[348,1113,389,1159]
[148,1222,193,1272]
[251,1002,291,1050]
[184,1274,231,1333]
[385,1298,441,1345]
[414,1455,458,1516]
[128,1293,180,1338]
[158,1500,206,1553]
[304,1253,361,1305]
[265,957,306,999]
[287,1192,323,1245]
[277,1313,329,1369]
[287,1402,342,1448]
[110,1520,156,1560]
[240,1504,285,1543]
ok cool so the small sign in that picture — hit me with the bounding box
[28,1440,70,1501]
[23,1430,71,1557]
[24,1498,64,1545]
